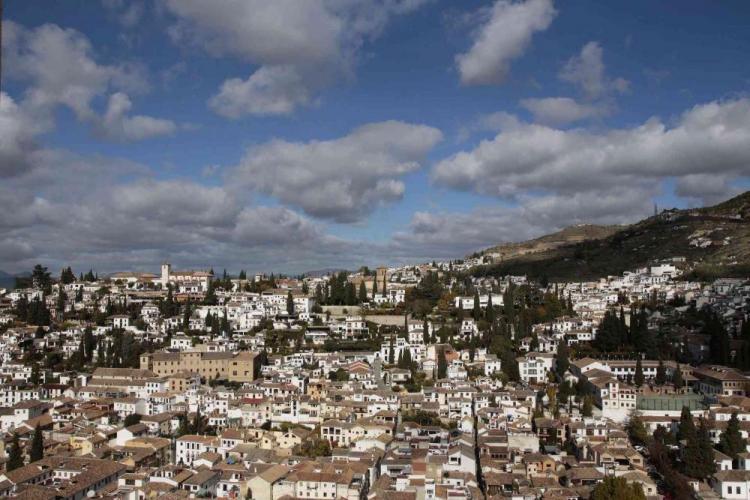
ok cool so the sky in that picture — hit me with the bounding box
[1,0,749,276]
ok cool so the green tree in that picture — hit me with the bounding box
[634,358,644,387]
[31,264,52,292]
[672,367,684,388]
[422,319,430,345]
[556,341,569,378]
[124,414,142,427]
[582,395,593,417]
[719,412,747,460]
[30,425,43,462]
[626,413,650,447]
[655,359,666,385]
[683,417,716,480]
[437,349,447,379]
[358,281,368,303]
[286,291,295,315]
[7,433,23,471]
[677,406,696,443]
[591,476,645,500]
[472,290,481,321]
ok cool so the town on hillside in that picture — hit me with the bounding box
[0,257,748,500]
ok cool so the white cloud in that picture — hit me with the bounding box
[3,21,175,142]
[208,65,311,118]
[102,0,145,28]
[163,0,429,117]
[520,97,607,126]
[97,93,177,142]
[231,120,443,222]
[0,93,43,177]
[392,187,652,259]
[560,41,629,100]
[433,98,750,199]
[0,148,358,273]
[456,0,556,86]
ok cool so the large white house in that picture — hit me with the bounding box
[160,263,213,292]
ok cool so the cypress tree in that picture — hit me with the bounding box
[634,358,644,387]
[719,412,747,460]
[672,367,684,388]
[437,350,447,379]
[30,425,43,462]
[677,406,696,443]
[372,277,378,299]
[423,319,430,345]
[556,341,570,377]
[7,434,23,471]
[286,291,295,315]
[655,359,666,385]
[472,290,481,321]
[358,281,367,303]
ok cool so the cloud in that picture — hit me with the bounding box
[520,97,608,126]
[391,187,652,259]
[231,120,443,222]
[3,20,175,142]
[456,0,556,86]
[208,65,312,118]
[0,147,360,273]
[559,41,629,100]
[675,174,743,206]
[97,93,177,142]
[163,0,430,117]
[102,0,146,28]
[433,98,750,201]
[0,93,42,177]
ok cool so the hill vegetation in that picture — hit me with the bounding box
[472,191,750,282]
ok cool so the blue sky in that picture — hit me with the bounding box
[1,0,749,275]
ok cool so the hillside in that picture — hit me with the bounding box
[480,224,620,261]
[472,192,750,282]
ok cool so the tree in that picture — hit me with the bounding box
[472,290,481,321]
[30,363,41,385]
[286,291,295,315]
[124,414,142,427]
[556,341,569,378]
[60,266,75,284]
[388,337,395,365]
[582,395,593,417]
[655,359,666,385]
[372,276,378,299]
[422,319,430,345]
[683,417,716,480]
[677,406,696,443]
[30,425,43,462]
[719,412,747,460]
[634,358,644,387]
[591,476,645,500]
[31,264,52,292]
[626,413,649,447]
[672,367,684,388]
[437,349,447,379]
[7,433,23,471]
[358,281,368,303]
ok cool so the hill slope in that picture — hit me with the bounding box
[481,224,620,261]
[473,192,750,281]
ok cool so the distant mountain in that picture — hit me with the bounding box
[0,271,17,290]
[472,191,750,281]
[303,268,349,278]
